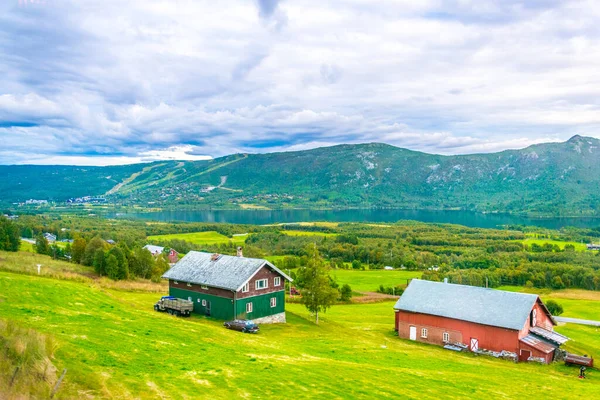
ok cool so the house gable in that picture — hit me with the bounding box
[236,264,286,299]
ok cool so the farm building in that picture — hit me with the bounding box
[43,232,57,243]
[162,250,292,323]
[143,245,179,263]
[394,279,568,363]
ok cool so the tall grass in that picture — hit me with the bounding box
[0,320,59,399]
[0,251,167,293]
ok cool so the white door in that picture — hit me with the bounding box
[470,338,479,352]
[409,326,417,341]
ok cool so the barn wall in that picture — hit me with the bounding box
[519,342,553,364]
[170,279,234,299]
[236,265,286,299]
[235,290,285,320]
[169,286,235,320]
[396,311,520,353]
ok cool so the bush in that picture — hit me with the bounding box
[545,300,564,316]
[340,284,352,302]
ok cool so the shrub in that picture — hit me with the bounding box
[545,300,564,316]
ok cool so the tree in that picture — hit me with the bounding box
[551,276,565,289]
[545,300,564,316]
[105,254,119,280]
[151,254,170,283]
[0,217,20,252]
[83,237,105,266]
[298,245,339,324]
[340,284,352,302]
[93,249,106,276]
[35,234,49,255]
[351,260,362,270]
[71,238,87,264]
[130,247,155,279]
[108,247,129,280]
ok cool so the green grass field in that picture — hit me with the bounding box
[147,231,247,246]
[1,251,599,398]
[521,238,587,251]
[280,230,338,237]
[333,269,422,292]
[0,270,598,399]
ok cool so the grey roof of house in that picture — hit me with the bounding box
[162,251,292,291]
[143,244,164,254]
[394,279,540,331]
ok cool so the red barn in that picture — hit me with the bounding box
[394,279,568,363]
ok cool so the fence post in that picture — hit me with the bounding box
[50,369,67,399]
[9,366,19,388]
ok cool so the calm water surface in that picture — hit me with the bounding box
[110,209,600,229]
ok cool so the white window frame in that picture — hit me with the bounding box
[188,297,192,302]
[274,277,281,286]
[242,282,249,293]
[201,285,208,290]
[202,299,207,307]
[443,332,450,342]
[246,302,253,313]
[187,283,192,287]
[255,279,268,290]
[173,281,179,285]
[421,328,428,338]
[270,297,277,308]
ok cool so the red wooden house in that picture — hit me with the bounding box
[394,279,569,363]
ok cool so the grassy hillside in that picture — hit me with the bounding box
[0,254,598,398]
[5,136,600,215]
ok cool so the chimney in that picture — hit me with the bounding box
[443,278,448,283]
[237,247,243,257]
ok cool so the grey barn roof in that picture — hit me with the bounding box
[394,279,541,331]
[162,251,292,291]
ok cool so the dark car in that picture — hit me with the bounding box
[223,319,259,333]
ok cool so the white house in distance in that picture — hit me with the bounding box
[143,244,164,256]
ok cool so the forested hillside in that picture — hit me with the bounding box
[3,135,600,215]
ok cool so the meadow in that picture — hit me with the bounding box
[147,231,247,246]
[0,253,598,399]
[333,269,422,292]
[521,238,588,251]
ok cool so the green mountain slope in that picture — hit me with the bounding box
[3,135,600,215]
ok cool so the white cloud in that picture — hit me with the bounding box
[1,0,599,165]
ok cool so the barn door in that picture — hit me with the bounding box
[206,301,211,316]
[409,326,417,341]
[519,350,531,362]
[470,338,479,352]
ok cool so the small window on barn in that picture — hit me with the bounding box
[188,297,192,302]
[270,297,276,308]
[187,283,192,287]
[201,285,208,290]
[274,277,281,286]
[421,328,428,338]
[174,281,179,285]
[242,283,249,293]
[246,302,253,313]
[202,299,207,307]
[531,309,537,327]
[443,332,450,342]
[255,279,268,290]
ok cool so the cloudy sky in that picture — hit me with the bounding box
[1,0,599,165]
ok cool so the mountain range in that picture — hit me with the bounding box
[2,135,600,216]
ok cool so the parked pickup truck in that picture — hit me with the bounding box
[154,296,193,317]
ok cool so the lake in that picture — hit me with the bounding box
[109,209,600,229]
